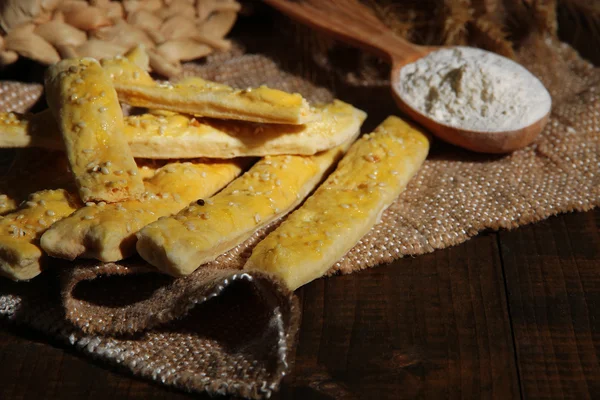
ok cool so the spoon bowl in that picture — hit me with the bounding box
[264,0,551,153]
[390,65,551,153]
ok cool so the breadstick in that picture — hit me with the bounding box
[0,101,363,159]
[45,58,145,203]
[0,189,81,281]
[136,113,366,277]
[244,116,430,290]
[114,79,315,124]
[0,149,73,216]
[0,194,17,216]
[100,55,154,86]
[40,159,245,262]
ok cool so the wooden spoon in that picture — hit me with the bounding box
[264,0,551,153]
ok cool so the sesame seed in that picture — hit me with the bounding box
[275,179,281,186]
[38,219,46,226]
[85,202,95,207]
[39,199,46,206]
[378,182,386,187]
[200,213,209,220]
[98,201,106,207]
[101,167,110,175]
[201,171,207,178]
[248,186,254,192]
[173,194,181,202]
[129,169,137,176]
[114,170,123,175]
[16,215,24,220]
[368,173,377,179]
[232,190,239,195]
[99,91,105,97]
[341,204,350,209]
[391,170,399,175]
[184,222,195,231]
[126,224,132,233]
[84,215,94,220]
[260,174,270,181]
[254,214,261,223]
[280,233,288,238]
[158,126,166,135]
[205,198,213,205]
[26,201,36,208]
[83,149,94,154]
[252,172,259,178]
[46,210,55,217]
[98,107,107,113]
[25,224,34,230]
[228,202,235,206]
[274,207,280,213]
[105,161,112,167]
[92,165,100,172]
[74,78,83,84]
[133,71,140,79]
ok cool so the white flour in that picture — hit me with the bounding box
[397,47,551,132]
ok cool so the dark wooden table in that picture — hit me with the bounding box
[0,208,598,399]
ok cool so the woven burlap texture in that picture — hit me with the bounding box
[1,5,600,399]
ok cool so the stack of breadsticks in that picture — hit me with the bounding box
[0,47,430,290]
[0,0,240,77]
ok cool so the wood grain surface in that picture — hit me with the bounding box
[0,209,598,399]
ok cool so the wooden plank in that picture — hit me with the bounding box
[0,327,198,400]
[500,209,600,400]
[277,231,520,399]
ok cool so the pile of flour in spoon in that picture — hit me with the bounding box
[397,47,551,132]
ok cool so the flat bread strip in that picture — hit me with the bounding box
[124,100,364,158]
[45,58,145,203]
[114,79,315,124]
[1,101,364,159]
[136,117,366,277]
[40,159,245,262]
[244,116,430,290]
[0,189,81,281]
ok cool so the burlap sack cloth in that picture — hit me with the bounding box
[1,2,599,398]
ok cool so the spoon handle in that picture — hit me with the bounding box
[263,0,425,65]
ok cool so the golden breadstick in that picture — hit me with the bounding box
[0,156,156,218]
[40,159,245,262]
[45,58,145,203]
[136,113,366,277]
[0,101,364,159]
[245,116,430,290]
[114,79,315,124]
[0,149,73,215]
[0,189,81,281]
[0,195,17,216]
